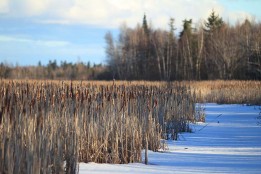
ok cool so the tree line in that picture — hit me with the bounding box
[105,11,261,80]
[0,60,109,80]
[1,11,260,81]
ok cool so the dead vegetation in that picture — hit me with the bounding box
[1,80,259,173]
[189,80,261,105]
[0,80,195,173]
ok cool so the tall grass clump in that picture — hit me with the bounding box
[0,80,195,173]
[189,80,261,105]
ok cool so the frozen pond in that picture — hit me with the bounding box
[79,104,261,174]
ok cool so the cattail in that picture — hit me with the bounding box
[0,79,206,173]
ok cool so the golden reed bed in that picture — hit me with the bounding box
[0,79,195,173]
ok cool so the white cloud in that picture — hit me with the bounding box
[0,35,70,47]
[37,19,71,25]
[59,0,225,28]
[1,0,256,28]
[225,11,253,24]
[36,40,70,47]
[0,35,30,43]
[0,0,9,13]
[22,0,50,15]
[4,0,73,16]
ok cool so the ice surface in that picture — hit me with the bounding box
[79,103,261,174]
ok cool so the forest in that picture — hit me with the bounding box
[105,11,261,80]
[1,11,260,81]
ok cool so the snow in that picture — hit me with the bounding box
[79,103,261,174]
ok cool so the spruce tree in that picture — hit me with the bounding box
[169,18,176,39]
[142,14,149,35]
[180,19,192,38]
[204,10,224,32]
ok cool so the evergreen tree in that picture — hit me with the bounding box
[204,10,224,32]
[142,14,149,35]
[169,18,176,38]
[180,19,192,37]
[179,19,194,80]
[38,61,42,67]
[168,18,176,44]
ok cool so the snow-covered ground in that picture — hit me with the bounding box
[79,103,261,174]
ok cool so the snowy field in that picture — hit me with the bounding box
[79,103,261,174]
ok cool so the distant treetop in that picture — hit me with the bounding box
[204,10,224,32]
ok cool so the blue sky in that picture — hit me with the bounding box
[0,0,260,66]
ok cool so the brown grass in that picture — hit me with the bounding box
[188,80,261,105]
[2,80,258,173]
[0,80,195,173]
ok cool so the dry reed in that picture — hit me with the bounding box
[0,80,195,173]
[189,80,261,105]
